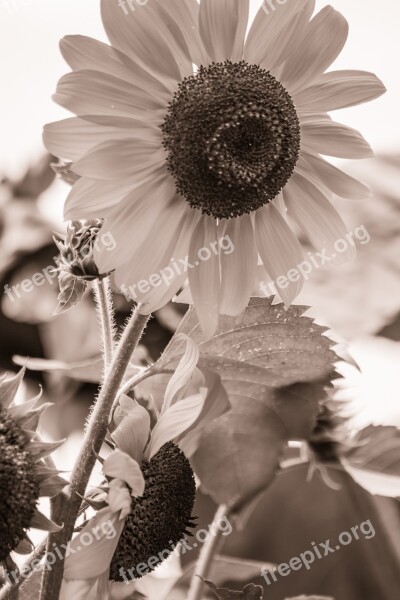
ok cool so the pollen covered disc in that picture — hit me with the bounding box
[162,61,300,219]
[0,406,39,561]
[110,442,196,582]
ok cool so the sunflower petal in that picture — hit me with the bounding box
[220,215,257,316]
[103,449,145,497]
[282,6,348,89]
[296,70,386,112]
[100,0,190,82]
[298,153,372,199]
[255,204,304,306]
[301,120,374,159]
[44,116,160,163]
[138,209,201,315]
[72,138,165,180]
[64,172,162,220]
[162,334,200,413]
[199,0,249,63]
[107,480,132,520]
[188,215,221,338]
[147,388,208,460]
[63,508,124,580]
[54,70,164,121]
[245,0,315,70]
[94,175,179,273]
[284,174,356,264]
[60,577,103,600]
[60,35,171,99]
[112,401,151,462]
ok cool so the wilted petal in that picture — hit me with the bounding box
[147,388,208,460]
[162,334,200,413]
[107,480,132,520]
[63,508,124,580]
[112,399,150,462]
[103,450,145,497]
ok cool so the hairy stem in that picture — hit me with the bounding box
[40,308,150,600]
[187,505,229,600]
[93,278,115,371]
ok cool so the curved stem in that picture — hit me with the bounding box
[40,308,150,600]
[118,368,175,400]
[93,278,115,371]
[187,505,229,600]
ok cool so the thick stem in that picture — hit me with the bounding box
[93,278,115,370]
[187,505,229,600]
[40,308,150,600]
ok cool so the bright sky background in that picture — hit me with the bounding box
[0,0,399,179]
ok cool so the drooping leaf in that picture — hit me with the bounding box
[343,425,400,497]
[145,299,338,509]
[14,345,150,383]
[203,579,263,599]
[193,405,286,508]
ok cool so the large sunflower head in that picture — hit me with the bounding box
[0,370,65,563]
[44,0,386,336]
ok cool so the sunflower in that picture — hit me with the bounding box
[60,335,229,599]
[0,369,65,567]
[44,0,386,336]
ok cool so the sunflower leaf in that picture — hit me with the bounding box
[151,298,338,508]
[342,425,400,497]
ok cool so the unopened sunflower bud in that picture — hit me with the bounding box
[54,220,110,314]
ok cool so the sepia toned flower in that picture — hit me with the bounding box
[60,335,229,599]
[0,370,65,563]
[44,0,385,336]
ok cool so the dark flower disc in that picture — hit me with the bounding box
[162,61,300,219]
[110,442,196,582]
[0,406,39,561]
